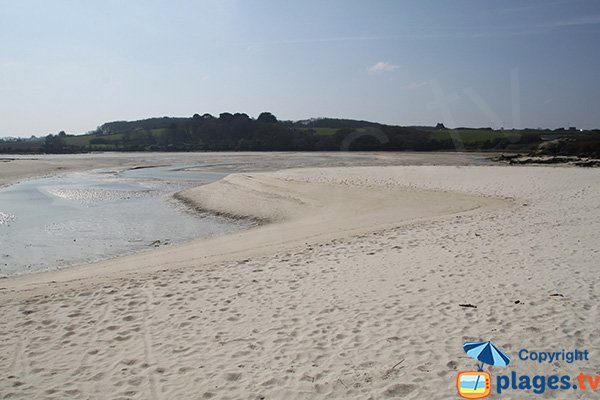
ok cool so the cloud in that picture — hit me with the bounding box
[538,14,600,29]
[368,61,399,75]
[407,80,429,90]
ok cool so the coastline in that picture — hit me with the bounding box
[0,151,500,187]
[0,166,504,298]
[1,157,598,399]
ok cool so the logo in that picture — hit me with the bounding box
[456,341,597,395]
[457,371,492,399]
[456,341,511,399]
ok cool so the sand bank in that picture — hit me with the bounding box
[1,165,598,399]
[0,151,497,187]
[0,167,501,296]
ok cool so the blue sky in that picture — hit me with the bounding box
[1,0,600,137]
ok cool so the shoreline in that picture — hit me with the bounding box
[1,155,598,399]
[0,151,503,285]
[0,151,501,187]
[0,167,506,299]
[173,191,270,226]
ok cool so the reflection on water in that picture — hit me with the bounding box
[0,211,15,225]
[0,165,251,276]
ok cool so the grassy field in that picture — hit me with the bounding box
[64,129,166,148]
[64,133,123,146]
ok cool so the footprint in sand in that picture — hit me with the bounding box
[382,383,417,397]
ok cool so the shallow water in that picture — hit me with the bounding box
[0,165,251,276]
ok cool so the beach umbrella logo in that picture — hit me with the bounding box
[456,341,511,399]
[464,341,511,370]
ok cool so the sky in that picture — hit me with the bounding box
[1,0,600,137]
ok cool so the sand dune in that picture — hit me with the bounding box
[0,165,598,399]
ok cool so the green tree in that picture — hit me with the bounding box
[44,134,66,153]
[257,112,277,123]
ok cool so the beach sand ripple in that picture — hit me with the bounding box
[0,165,598,399]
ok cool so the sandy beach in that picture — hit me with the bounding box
[0,154,598,399]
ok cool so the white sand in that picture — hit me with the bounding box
[0,164,598,399]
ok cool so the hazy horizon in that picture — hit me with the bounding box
[2,0,600,137]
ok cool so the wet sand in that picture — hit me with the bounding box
[0,151,496,187]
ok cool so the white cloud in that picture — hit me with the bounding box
[540,14,600,29]
[407,80,429,90]
[368,61,399,75]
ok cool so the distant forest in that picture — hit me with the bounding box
[2,112,600,156]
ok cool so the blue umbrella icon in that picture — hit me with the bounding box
[464,341,511,370]
[463,341,511,391]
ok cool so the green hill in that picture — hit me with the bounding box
[1,113,599,157]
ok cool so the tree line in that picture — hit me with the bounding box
[1,112,599,156]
